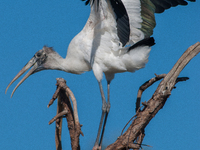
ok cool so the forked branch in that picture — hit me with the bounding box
[105,42,200,150]
[48,78,83,150]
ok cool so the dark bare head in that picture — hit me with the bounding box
[5,46,62,97]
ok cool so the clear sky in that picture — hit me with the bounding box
[1,0,200,150]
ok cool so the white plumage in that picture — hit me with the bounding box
[66,0,151,82]
[6,0,195,148]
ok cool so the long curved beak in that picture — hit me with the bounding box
[5,56,38,97]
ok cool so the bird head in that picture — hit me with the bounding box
[5,46,60,97]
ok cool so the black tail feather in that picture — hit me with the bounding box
[128,37,155,52]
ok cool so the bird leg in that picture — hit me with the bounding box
[94,82,110,149]
[107,81,111,113]
[99,81,110,146]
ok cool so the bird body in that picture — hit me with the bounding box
[6,0,195,149]
[65,0,153,82]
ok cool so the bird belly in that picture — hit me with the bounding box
[94,45,151,76]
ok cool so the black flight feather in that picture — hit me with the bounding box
[150,0,196,13]
[128,37,155,52]
[82,0,91,5]
[82,0,130,46]
[82,0,98,6]
[110,0,130,47]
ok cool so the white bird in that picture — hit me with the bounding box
[6,0,195,148]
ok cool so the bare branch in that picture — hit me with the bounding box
[136,74,166,112]
[48,78,83,150]
[47,86,60,108]
[55,94,64,150]
[105,42,200,150]
[65,87,80,128]
[49,109,68,125]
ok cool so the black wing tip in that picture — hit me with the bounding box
[82,0,99,6]
[152,0,196,13]
[128,37,155,51]
[82,0,90,5]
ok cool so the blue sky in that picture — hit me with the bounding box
[1,0,200,150]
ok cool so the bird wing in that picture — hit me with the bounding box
[82,0,194,45]
[129,0,195,38]
[81,0,145,49]
[150,0,196,13]
[82,0,131,47]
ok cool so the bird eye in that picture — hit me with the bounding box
[36,52,42,57]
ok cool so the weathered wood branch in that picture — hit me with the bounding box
[46,42,199,150]
[105,42,200,150]
[48,78,83,150]
[136,73,166,112]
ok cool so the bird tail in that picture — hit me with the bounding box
[128,37,155,52]
[121,37,155,72]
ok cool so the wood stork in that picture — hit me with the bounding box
[6,0,195,149]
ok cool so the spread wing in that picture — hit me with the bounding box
[150,0,196,13]
[82,0,195,45]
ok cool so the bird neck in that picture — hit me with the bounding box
[60,38,92,74]
[59,55,90,74]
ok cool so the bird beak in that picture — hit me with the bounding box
[5,56,39,97]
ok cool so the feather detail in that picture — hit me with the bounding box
[109,0,130,46]
[140,0,156,37]
[150,0,196,13]
[128,37,155,51]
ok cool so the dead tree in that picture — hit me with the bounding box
[48,78,83,150]
[47,42,200,150]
